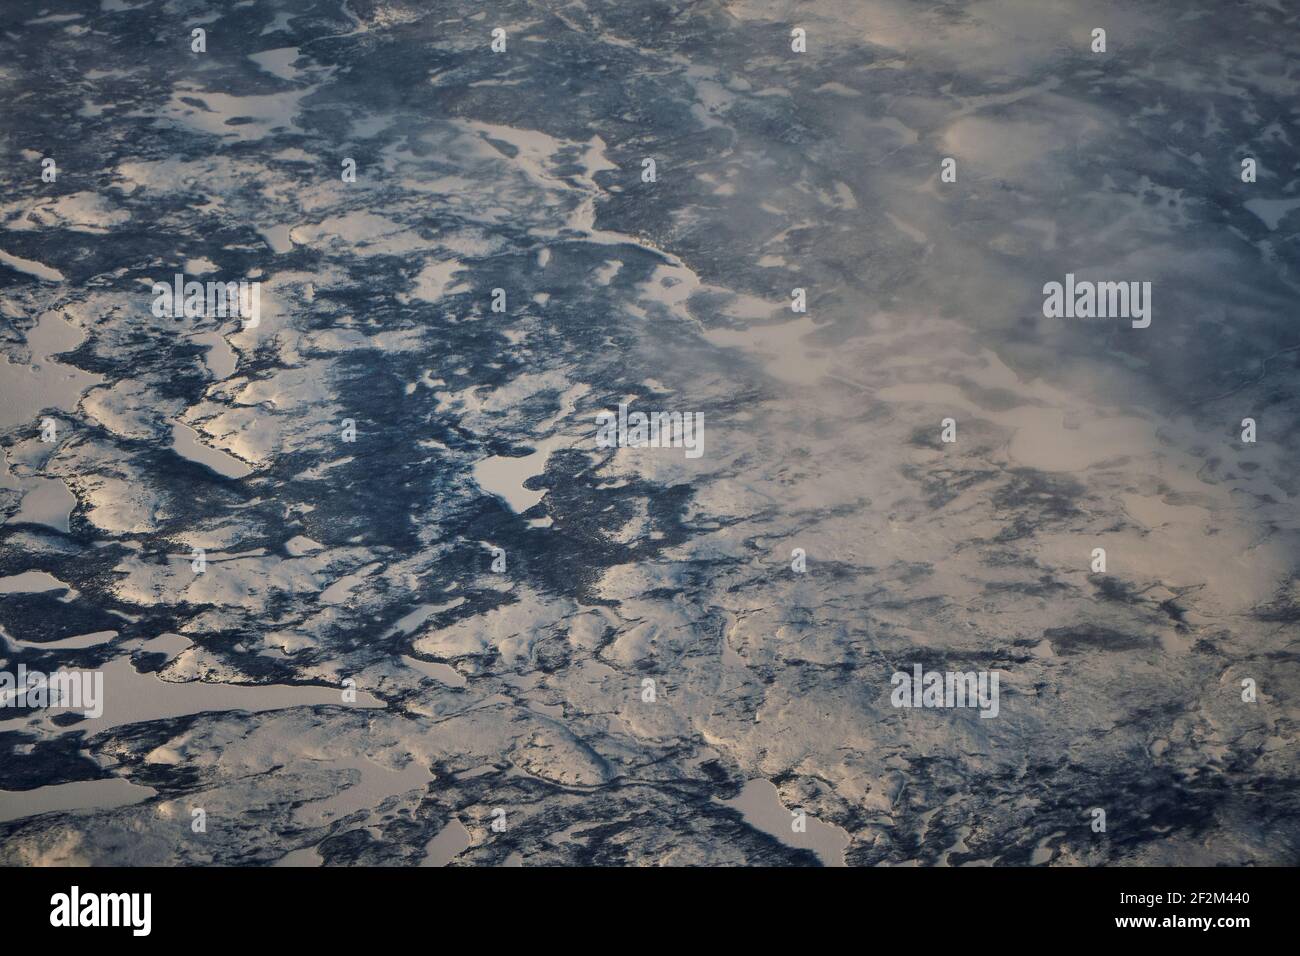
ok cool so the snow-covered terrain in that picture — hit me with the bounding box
[0,0,1296,866]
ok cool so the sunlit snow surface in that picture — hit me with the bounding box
[0,0,1297,865]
